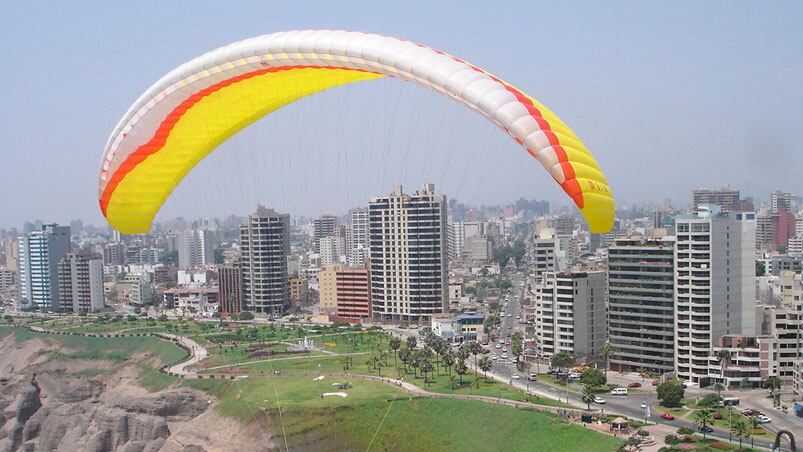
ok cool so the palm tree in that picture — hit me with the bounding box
[455,358,468,385]
[716,349,732,395]
[598,342,614,374]
[406,335,417,350]
[389,336,401,371]
[479,356,492,382]
[748,416,760,448]
[469,341,482,387]
[731,418,749,450]
[581,384,596,411]
[442,348,455,382]
[692,409,714,439]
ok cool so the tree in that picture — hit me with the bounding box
[692,409,714,439]
[763,376,781,405]
[238,311,254,320]
[511,332,524,365]
[479,356,493,382]
[597,343,614,373]
[442,348,455,382]
[468,341,483,388]
[550,352,573,377]
[581,384,596,411]
[455,358,468,385]
[579,368,607,388]
[389,336,402,373]
[731,418,749,450]
[749,416,760,448]
[716,349,732,394]
[657,380,685,407]
[406,336,417,350]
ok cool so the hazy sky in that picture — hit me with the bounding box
[1,1,802,229]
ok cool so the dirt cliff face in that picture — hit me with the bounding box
[0,332,272,452]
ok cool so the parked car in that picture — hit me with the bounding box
[512,374,520,380]
[660,413,675,420]
[753,414,772,424]
[742,408,762,417]
[628,382,642,388]
[698,425,713,433]
[527,374,538,381]
[492,355,498,360]
[593,396,606,404]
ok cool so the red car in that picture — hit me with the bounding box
[651,380,660,386]
[713,413,723,420]
[660,413,675,420]
[628,382,642,388]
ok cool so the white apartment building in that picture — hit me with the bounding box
[177,229,214,269]
[369,184,448,322]
[674,209,756,385]
[534,271,607,361]
[347,207,370,267]
[18,224,70,311]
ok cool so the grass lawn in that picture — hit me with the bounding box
[183,376,621,451]
[1,325,187,366]
[139,364,179,391]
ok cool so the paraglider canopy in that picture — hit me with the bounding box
[99,29,614,233]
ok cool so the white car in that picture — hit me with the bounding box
[502,347,508,352]
[492,355,498,360]
[594,396,606,404]
[502,353,508,359]
[507,314,513,317]
[640,401,647,409]
[754,415,772,424]
[496,344,501,349]
[512,374,520,380]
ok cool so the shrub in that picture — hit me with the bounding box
[708,442,733,450]
[677,427,694,435]
[637,429,650,437]
[664,434,680,445]
[697,393,722,408]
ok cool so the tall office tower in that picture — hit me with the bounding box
[177,229,215,269]
[674,209,756,385]
[57,253,105,314]
[692,187,741,212]
[449,220,465,260]
[240,206,290,315]
[533,271,607,360]
[771,190,793,214]
[346,208,370,267]
[369,183,448,322]
[3,239,18,271]
[319,235,343,266]
[103,242,125,266]
[18,224,71,311]
[553,215,577,236]
[533,230,565,281]
[608,237,676,374]
[218,262,242,315]
[313,215,337,253]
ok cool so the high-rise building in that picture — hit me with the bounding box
[3,239,18,271]
[57,253,105,313]
[177,229,214,269]
[319,235,345,267]
[534,271,607,361]
[318,265,371,320]
[18,224,70,311]
[319,265,338,314]
[369,184,448,322]
[218,263,242,315]
[771,190,793,214]
[289,276,309,310]
[692,187,741,212]
[533,231,565,281]
[313,215,337,253]
[607,237,675,374]
[553,216,577,236]
[674,209,756,385]
[102,242,125,266]
[240,206,290,315]
[346,208,370,267]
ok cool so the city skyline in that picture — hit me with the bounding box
[2,2,802,229]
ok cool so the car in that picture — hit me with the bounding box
[502,353,508,359]
[660,413,675,420]
[481,348,491,354]
[527,374,538,381]
[593,396,606,404]
[698,425,713,433]
[512,374,520,380]
[507,314,513,317]
[741,408,762,416]
[502,347,508,352]
[628,382,642,388]
[651,379,660,386]
[753,415,772,424]
[496,344,501,349]
[640,401,647,409]
[568,373,581,380]
[713,413,723,420]
[492,355,498,360]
